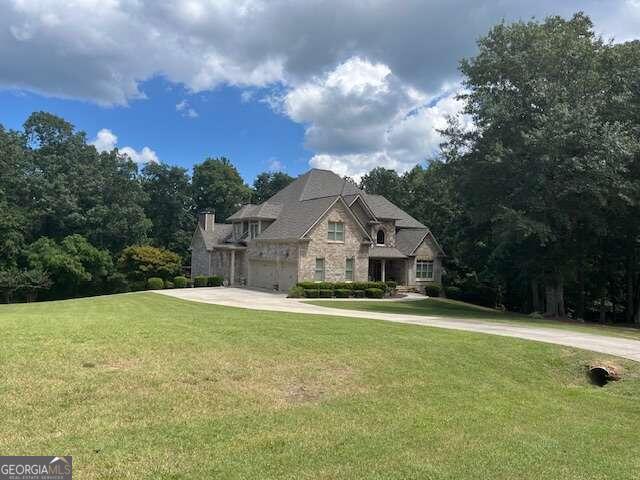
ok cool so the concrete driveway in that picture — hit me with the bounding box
[156,287,640,362]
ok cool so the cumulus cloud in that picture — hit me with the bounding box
[1,0,635,106]
[281,57,470,178]
[91,128,159,164]
[176,99,198,118]
[1,0,637,174]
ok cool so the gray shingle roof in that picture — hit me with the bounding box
[395,228,429,256]
[395,228,446,257]
[199,223,233,250]
[363,194,426,228]
[258,196,338,240]
[368,246,407,258]
[227,202,282,220]
[217,168,433,246]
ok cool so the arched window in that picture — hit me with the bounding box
[376,229,385,245]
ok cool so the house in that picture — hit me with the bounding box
[190,168,444,291]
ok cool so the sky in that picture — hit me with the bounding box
[1,1,639,183]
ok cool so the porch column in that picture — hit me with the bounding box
[381,259,386,282]
[230,250,236,285]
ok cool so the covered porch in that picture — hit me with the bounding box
[368,246,409,284]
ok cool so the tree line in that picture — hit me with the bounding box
[361,14,640,324]
[0,111,294,301]
[1,13,639,325]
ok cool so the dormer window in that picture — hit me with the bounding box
[376,229,385,246]
[249,222,260,240]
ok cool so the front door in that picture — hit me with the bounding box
[368,260,381,281]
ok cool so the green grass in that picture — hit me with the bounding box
[1,293,639,479]
[308,297,640,340]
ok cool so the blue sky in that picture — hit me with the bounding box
[0,78,309,182]
[1,0,638,183]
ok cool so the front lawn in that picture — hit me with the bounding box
[307,297,640,340]
[1,293,639,479]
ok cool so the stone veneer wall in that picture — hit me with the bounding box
[299,201,369,282]
[371,220,396,247]
[409,235,443,287]
[190,230,211,277]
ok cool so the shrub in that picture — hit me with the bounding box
[164,280,175,289]
[365,287,384,298]
[319,289,333,298]
[146,277,164,290]
[173,276,188,288]
[353,290,365,298]
[297,281,319,289]
[334,289,351,298]
[304,289,320,298]
[106,272,130,294]
[333,282,354,290]
[186,278,193,288]
[129,280,147,292]
[444,286,461,299]
[117,245,181,281]
[207,275,224,287]
[193,276,208,287]
[288,286,305,298]
[424,284,441,297]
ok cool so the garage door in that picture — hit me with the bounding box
[249,260,297,291]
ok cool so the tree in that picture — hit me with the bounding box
[117,245,181,282]
[445,13,639,317]
[192,157,251,221]
[141,162,195,259]
[359,167,406,208]
[25,234,114,299]
[252,171,294,203]
[0,268,51,303]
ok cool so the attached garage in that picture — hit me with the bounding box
[249,259,297,291]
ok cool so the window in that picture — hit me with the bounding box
[249,222,259,240]
[233,222,242,240]
[416,260,434,280]
[315,258,325,281]
[345,257,354,281]
[376,229,385,245]
[327,221,344,241]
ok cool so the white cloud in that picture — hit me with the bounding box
[176,99,198,118]
[119,146,159,164]
[267,157,284,171]
[91,128,159,164]
[1,0,635,106]
[1,1,637,176]
[91,128,118,152]
[240,90,255,103]
[281,57,469,177]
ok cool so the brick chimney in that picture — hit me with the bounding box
[198,210,215,231]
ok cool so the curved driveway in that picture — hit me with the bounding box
[156,287,640,362]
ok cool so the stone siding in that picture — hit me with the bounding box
[190,230,211,277]
[299,201,368,282]
[371,220,396,247]
[408,234,443,288]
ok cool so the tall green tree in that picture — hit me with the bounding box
[359,167,406,208]
[445,13,639,317]
[192,157,250,221]
[25,234,114,299]
[141,163,195,258]
[252,171,294,203]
